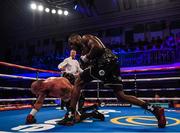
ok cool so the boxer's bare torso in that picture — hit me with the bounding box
[43,77,73,100]
[31,77,74,110]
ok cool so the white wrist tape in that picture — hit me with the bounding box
[30,108,38,116]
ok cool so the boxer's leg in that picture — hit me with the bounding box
[81,104,98,113]
[105,60,166,128]
[58,68,94,126]
[113,86,166,128]
[80,110,104,121]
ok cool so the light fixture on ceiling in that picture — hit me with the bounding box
[58,9,63,15]
[51,9,56,14]
[30,2,69,16]
[64,10,69,16]
[30,3,37,10]
[38,5,44,11]
[45,8,50,13]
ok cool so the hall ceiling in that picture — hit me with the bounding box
[0,0,179,39]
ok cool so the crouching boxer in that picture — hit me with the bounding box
[26,74,104,124]
[26,76,73,124]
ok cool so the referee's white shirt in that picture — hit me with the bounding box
[58,57,83,75]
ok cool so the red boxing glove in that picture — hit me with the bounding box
[26,114,37,124]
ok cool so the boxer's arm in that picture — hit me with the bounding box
[82,35,103,60]
[30,94,46,115]
[26,94,46,124]
[33,94,46,111]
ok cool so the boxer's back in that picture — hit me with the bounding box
[43,77,73,99]
[31,77,73,100]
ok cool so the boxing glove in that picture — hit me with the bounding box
[26,114,37,124]
[80,55,88,63]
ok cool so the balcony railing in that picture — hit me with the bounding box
[117,48,178,67]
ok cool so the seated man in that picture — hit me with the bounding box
[26,74,104,124]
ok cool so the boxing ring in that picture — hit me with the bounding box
[0,61,180,132]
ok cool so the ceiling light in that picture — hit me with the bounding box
[30,3,37,10]
[58,10,63,15]
[64,10,68,16]
[45,8,50,13]
[52,9,56,14]
[38,5,44,11]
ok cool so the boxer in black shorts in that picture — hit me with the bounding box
[62,34,166,128]
[80,48,122,87]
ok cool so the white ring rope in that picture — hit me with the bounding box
[82,88,179,92]
[85,97,180,101]
[0,97,179,102]
[0,98,60,102]
[0,86,179,91]
[122,77,180,82]
[0,73,179,82]
[124,88,180,91]
[0,74,45,80]
[0,86,31,91]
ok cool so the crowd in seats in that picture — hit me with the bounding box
[109,35,179,67]
[111,34,177,54]
[23,35,180,71]
[0,34,179,74]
